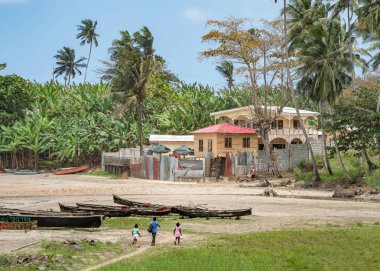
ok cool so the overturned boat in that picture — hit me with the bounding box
[174,208,252,219]
[53,164,90,175]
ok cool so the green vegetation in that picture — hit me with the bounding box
[293,152,378,183]
[0,240,124,271]
[98,226,380,271]
[86,170,119,178]
[363,169,380,190]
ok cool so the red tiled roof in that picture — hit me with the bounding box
[192,123,256,134]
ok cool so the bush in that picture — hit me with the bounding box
[297,160,313,172]
[364,169,380,190]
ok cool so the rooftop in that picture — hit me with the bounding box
[149,135,194,142]
[192,123,256,134]
[210,106,320,117]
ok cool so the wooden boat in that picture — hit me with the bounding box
[113,194,169,208]
[0,207,89,217]
[175,208,252,218]
[3,169,16,173]
[59,203,135,217]
[0,214,102,228]
[0,221,37,230]
[14,170,46,175]
[53,164,90,175]
[75,203,171,217]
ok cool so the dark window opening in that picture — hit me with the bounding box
[199,140,203,152]
[225,138,232,148]
[293,119,301,129]
[208,139,212,152]
[243,138,250,148]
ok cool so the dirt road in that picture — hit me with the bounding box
[1,173,380,253]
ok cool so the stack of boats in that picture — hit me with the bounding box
[59,194,252,219]
[0,195,252,229]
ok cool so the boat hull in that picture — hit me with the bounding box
[175,208,252,218]
[53,165,90,175]
[0,214,102,228]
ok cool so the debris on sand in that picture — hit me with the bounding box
[263,188,278,197]
[332,186,354,198]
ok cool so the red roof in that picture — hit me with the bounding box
[192,123,256,134]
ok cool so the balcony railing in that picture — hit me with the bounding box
[269,128,319,136]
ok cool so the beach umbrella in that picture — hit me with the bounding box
[173,145,194,156]
[148,144,171,157]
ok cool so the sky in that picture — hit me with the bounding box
[0,0,282,88]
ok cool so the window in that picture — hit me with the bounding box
[278,120,283,129]
[271,120,277,129]
[225,137,232,148]
[199,140,203,152]
[243,137,250,148]
[208,139,212,152]
[271,120,284,129]
[293,119,301,129]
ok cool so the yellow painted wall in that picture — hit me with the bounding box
[194,133,258,157]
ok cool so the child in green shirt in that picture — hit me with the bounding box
[132,224,141,245]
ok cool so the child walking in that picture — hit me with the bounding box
[132,224,141,245]
[173,222,182,245]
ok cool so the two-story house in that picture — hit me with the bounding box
[210,106,321,151]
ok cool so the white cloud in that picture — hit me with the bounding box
[0,0,29,4]
[183,7,208,23]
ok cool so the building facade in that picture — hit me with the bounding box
[210,106,321,150]
[192,123,258,157]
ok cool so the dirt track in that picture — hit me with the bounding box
[1,173,380,253]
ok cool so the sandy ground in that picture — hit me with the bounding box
[1,173,380,254]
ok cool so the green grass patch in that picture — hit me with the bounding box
[363,169,380,190]
[0,240,124,271]
[86,170,118,178]
[294,152,371,183]
[99,226,380,271]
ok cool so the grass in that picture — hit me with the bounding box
[0,240,124,271]
[98,226,380,271]
[363,169,380,190]
[294,152,377,183]
[86,170,118,178]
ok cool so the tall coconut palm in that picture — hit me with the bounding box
[297,19,355,182]
[53,47,87,87]
[101,27,161,155]
[216,61,234,89]
[77,19,99,83]
[275,0,321,183]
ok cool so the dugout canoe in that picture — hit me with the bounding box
[0,214,102,228]
[14,170,46,175]
[175,208,252,218]
[76,203,171,216]
[113,194,169,208]
[59,203,135,217]
[53,164,90,175]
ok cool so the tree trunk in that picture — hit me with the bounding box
[363,150,378,172]
[319,101,333,175]
[329,107,353,183]
[283,0,320,183]
[84,41,92,83]
[261,130,279,176]
[377,91,380,159]
[136,98,144,156]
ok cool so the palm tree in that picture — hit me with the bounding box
[296,18,355,182]
[101,27,160,155]
[53,47,87,87]
[0,63,5,70]
[275,0,321,184]
[77,19,99,83]
[216,61,234,89]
